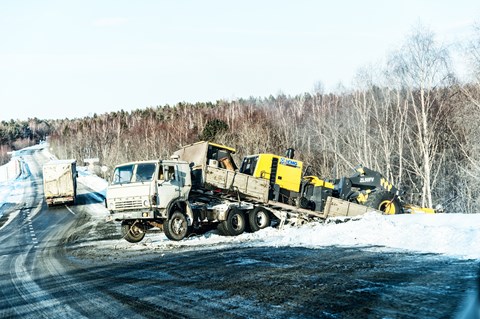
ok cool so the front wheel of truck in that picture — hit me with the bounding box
[164,211,189,241]
[121,221,146,243]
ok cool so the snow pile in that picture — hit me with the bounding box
[99,211,480,260]
[249,213,480,259]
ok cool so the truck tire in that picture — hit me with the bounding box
[248,207,271,232]
[164,211,189,241]
[364,191,402,215]
[121,221,146,243]
[218,208,246,236]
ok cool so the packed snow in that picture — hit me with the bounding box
[2,145,480,260]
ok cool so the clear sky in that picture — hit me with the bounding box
[1,0,479,121]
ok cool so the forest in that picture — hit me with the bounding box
[1,27,480,213]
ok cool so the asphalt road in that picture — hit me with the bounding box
[0,148,478,319]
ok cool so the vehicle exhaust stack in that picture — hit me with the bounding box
[285,148,295,159]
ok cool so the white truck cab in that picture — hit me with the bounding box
[106,159,193,242]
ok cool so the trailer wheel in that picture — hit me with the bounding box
[218,208,246,236]
[249,207,271,232]
[164,211,189,241]
[121,221,146,243]
[365,191,402,215]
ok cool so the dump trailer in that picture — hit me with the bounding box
[43,159,77,206]
[106,142,381,243]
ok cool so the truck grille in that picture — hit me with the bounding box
[114,199,143,210]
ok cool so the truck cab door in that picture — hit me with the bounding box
[156,165,182,209]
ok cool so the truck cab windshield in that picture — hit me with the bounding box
[112,163,157,184]
[135,163,156,182]
[113,164,134,184]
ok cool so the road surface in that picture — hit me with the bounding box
[0,147,478,318]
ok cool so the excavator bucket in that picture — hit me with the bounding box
[402,204,436,214]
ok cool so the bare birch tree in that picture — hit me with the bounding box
[389,26,453,208]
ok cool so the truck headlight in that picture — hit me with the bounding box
[143,200,149,207]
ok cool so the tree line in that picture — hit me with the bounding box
[0,118,51,165]
[1,26,480,213]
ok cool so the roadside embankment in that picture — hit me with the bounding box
[0,158,21,182]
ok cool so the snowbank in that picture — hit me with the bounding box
[251,212,480,260]
[0,144,49,228]
[77,166,108,198]
[96,209,480,260]
[0,159,21,182]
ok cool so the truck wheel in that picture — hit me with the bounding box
[248,207,271,232]
[164,211,189,241]
[121,221,146,243]
[365,191,402,215]
[218,208,246,236]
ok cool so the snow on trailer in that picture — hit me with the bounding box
[43,159,78,206]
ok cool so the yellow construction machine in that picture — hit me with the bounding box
[239,149,436,215]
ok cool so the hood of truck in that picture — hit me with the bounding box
[106,182,153,211]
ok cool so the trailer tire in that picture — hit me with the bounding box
[164,211,190,241]
[249,207,271,232]
[121,221,146,243]
[365,191,402,215]
[218,208,246,236]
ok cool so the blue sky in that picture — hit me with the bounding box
[0,0,479,121]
